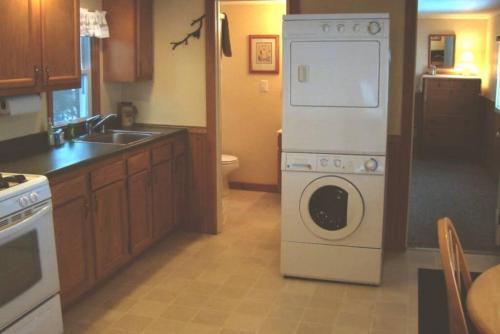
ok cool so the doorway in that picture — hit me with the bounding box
[407,4,500,253]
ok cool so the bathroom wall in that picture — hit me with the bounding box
[486,12,500,102]
[121,0,207,127]
[416,18,489,91]
[297,0,405,135]
[220,1,286,187]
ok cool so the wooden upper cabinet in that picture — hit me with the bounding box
[0,0,41,93]
[40,0,80,89]
[0,0,80,96]
[103,0,153,82]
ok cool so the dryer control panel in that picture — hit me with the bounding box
[283,153,385,175]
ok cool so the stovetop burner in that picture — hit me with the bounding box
[0,173,28,190]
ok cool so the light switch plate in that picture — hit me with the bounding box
[260,80,269,92]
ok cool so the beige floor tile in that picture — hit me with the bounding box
[160,304,200,322]
[258,316,299,334]
[215,286,250,300]
[235,301,273,317]
[374,300,408,318]
[334,312,373,332]
[219,329,255,334]
[109,314,153,333]
[142,318,187,334]
[178,323,221,334]
[142,287,178,303]
[126,300,170,318]
[296,322,333,334]
[301,308,338,325]
[224,313,266,332]
[173,291,210,307]
[371,314,408,333]
[203,296,241,312]
[192,309,231,327]
[268,305,304,320]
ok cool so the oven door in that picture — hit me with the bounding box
[0,202,60,331]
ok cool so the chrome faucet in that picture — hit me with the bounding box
[91,114,118,134]
[84,115,102,135]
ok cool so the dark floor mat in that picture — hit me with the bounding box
[418,268,480,334]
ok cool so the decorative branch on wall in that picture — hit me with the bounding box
[171,15,206,50]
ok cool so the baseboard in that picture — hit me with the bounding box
[229,181,279,193]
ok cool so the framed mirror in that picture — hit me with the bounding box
[428,34,456,68]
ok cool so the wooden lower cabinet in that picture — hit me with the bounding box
[152,160,174,238]
[53,196,95,306]
[128,169,153,254]
[50,133,188,308]
[92,180,130,278]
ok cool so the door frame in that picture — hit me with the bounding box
[204,0,419,249]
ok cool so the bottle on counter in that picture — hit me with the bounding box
[67,121,77,140]
[47,118,55,146]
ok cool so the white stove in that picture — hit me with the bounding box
[0,173,63,334]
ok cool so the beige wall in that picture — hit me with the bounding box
[487,13,500,102]
[298,0,405,135]
[220,2,285,185]
[121,0,207,127]
[416,18,488,91]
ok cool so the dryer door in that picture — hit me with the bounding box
[300,176,364,240]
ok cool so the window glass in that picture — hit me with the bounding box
[308,185,349,231]
[52,37,92,124]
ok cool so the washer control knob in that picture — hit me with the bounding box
[353,24,361,32]
[334,159,342,168]
[319,158,329,167]
[364,158,378,172]
[368,21,382,35]
[30,192,39,203]
[336,24,346,32]
[321,24,331,33]
[19,196,30,207]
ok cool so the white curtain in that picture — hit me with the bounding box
[80,8,110,38]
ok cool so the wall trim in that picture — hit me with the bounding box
[229,181,279,193]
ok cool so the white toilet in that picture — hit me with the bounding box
[221,154,239,196]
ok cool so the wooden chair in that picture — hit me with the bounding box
[437,217,473,334]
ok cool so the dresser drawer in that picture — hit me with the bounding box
[91,160,126,190]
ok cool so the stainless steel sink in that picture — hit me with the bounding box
[76,130,158,145]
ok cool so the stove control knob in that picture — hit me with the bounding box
[337,24,346,32]
[321,24,331,33]
[364,158,378,172]
[368,21,382,35]
[320,158,329,167]
[19,196,30,207]
[30,192,39,203]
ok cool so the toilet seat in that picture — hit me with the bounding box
[222,154,238,165]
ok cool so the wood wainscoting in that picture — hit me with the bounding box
[384,135,406,250]
[185,127,213,233]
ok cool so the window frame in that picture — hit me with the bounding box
[48,38,101,126]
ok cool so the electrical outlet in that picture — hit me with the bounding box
[260,80,269,92]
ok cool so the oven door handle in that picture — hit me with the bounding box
[0,204,51,237]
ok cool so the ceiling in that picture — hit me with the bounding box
[419,0,500,16]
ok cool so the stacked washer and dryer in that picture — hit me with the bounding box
[281,14,390,285]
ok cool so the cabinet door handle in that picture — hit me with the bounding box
[34,66,41,83]
[45,66,50,83]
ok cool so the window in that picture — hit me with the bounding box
[52,37,92,124]
[497,43,500,110]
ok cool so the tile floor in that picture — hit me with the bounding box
[64,190,500,334]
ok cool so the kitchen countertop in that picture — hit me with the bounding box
[0,125,187,177]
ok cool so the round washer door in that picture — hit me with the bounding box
[299,176,365,240]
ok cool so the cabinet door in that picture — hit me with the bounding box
[128,170,153,254]
[174,155,187,228]
[93,181,130,278]
[152,161,174,238]
[136,0,153,80]
[0,0,41,94]
[53,196,95,307]
[40,0,80,88]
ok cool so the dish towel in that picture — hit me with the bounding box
[221,12,232,57]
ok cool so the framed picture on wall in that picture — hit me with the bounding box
[249,35,280,74]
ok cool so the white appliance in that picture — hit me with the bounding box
[281,153,385,285]
[282,14,390,155]
[0,173,63,334]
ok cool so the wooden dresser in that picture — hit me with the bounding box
[419,75,482,157]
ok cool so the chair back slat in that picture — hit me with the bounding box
[438,217,473,334]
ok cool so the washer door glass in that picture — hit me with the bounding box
[300,176,364,240]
